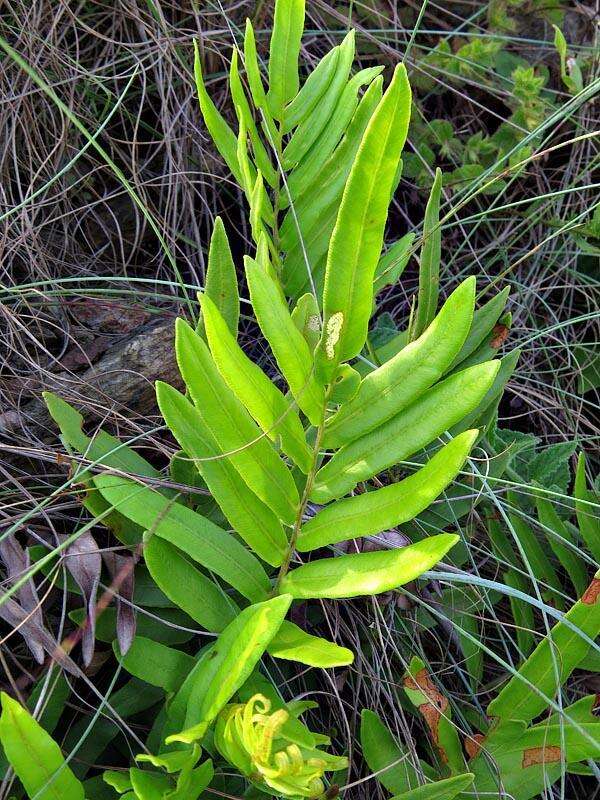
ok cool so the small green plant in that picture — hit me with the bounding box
[362,569,600,799]
[403,14,593,197]
[484,450,600,654]
[406,37,552,194]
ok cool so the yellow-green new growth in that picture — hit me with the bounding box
[214,694,347,798]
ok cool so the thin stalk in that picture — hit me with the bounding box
[274,387,331,592]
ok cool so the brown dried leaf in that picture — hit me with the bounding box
[62,532,101,666]
[103,552,136,655]
[0,593,79,675]
[0,536,44,663]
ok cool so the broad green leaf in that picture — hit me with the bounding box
[574,452,600,562]
[315,63,412,375]
[281,200,337,301]
[279,533,458,599]
[0,692,85,800]
[503,566,536,657]
[104,771,132,793]
[391,773,475,800]
[454,308,511,370]
[553,24,583,93]
[249,169,272,245]
[507,493,563,608]
[373,232,415,295]
[95,473,270,601]
[280,76,383,298]
[133,564,180,608]
[444,586,484,688]
[410,169,442,340]
[283,31,354,168]
[69,604,193,645]
[487,570,600,724]
[43,391,159,544]
[165,647,215,737]
[282,46,339,132]
[167,758,214,800]
[266,0,305,118]
[547,693,599,725]
[44,391,93,454]
[156,381,286,567]
[64,679,163,781]
[299,430,477,551]
[204,216,239,336]
[535,493,589,598]
[193,40,242,185]
[268,620,354,667]
[129,768,170,799]
[236,114,254,195]
[448,286,510,371]
[312,360,499,502]
[176,318,299,526]
[43,391,160,479]
[113,637,194,691]
[360,710,424,795]
[286,66,383,199]
[24,674,70,739]
[281,75,381,242]
[169,449,206,495]
[362,328,408,373]
[201,292,312,473]
[136,745,200,774]
[144,535,239,632]
[230,49,277,187]
[236,121,275,232]
[168,595,292,743]
[553,24,567,63]
[323,277,476,447]
[245,255,325,424]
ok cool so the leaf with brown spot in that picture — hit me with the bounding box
[488,572,600,724]
[465,733,485,760]
[470,720,600,798]
[403,657,465,773]
[490,323,509,348]
[582,578,600,605]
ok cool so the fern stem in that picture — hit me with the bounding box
[273,387,331,593]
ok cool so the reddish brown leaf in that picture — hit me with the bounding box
[0,593,79,676]
[0,536,44,663]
